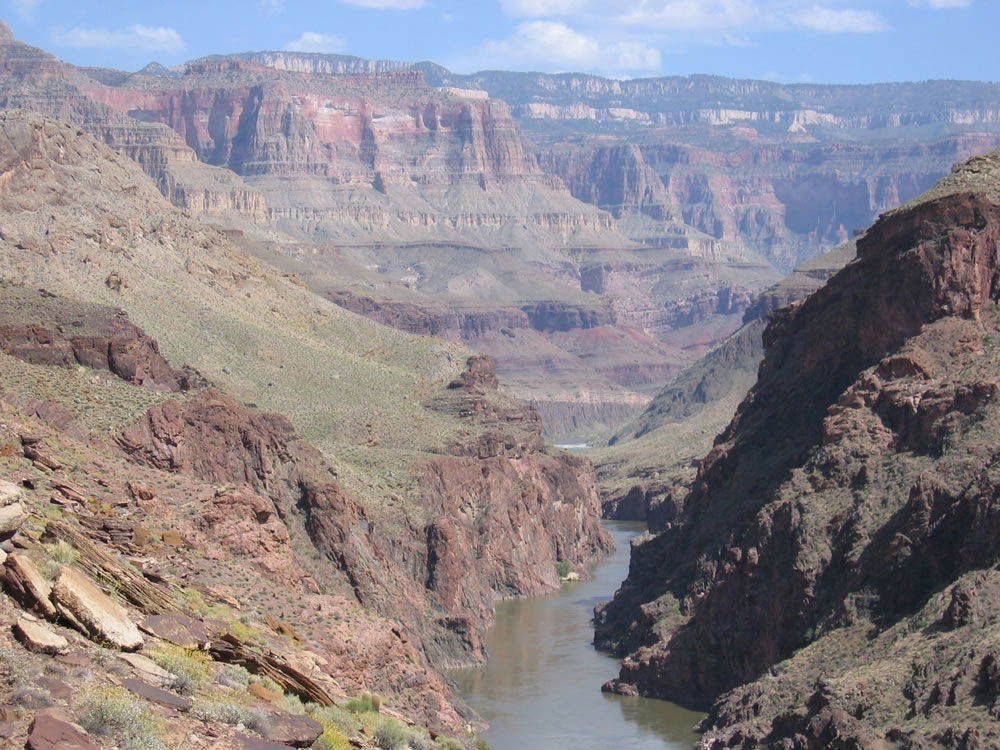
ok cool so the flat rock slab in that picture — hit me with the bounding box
[258,711,324,747]
[3,552,57,618]
[55,650,90,667]
[50,566,143,650]
[27,711,100,750]
[233,734,295,750]
[13,617,70,654]
[118,652,176,687]
[122,677,192,711]
[139,613,212,648]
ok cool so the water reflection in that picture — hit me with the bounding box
[450,521,704,749]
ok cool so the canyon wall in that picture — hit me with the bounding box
[594,150,1000,747]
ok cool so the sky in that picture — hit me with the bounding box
[2,0,997,85]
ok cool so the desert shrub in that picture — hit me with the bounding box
[46,539,79,566]
[407,730,435,750]
[11,687,53,709]
[0,646,30,686]
[314,726,353,750]
[345,695,375,714]
[555,560,571,578]
[276,692,307,715]
[472,739,494,750]
[307,703,362,736]
[150,644,211,695]
[218,663,252,689]
[436,738,465,750]
[78,686,166,750]
[191,696,268,731]
[375,717,410,750]
[250,674,284,694]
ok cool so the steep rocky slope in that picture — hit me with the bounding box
[594,149,1000,747]
[0,110,612,736]
[593,241,853,521]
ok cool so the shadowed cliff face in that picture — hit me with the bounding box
[594,151,1000,746]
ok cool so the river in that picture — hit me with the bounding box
[450,521,704,749]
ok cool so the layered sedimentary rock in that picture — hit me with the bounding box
[0,109,612,733]
[540,136,1000,270]
[594,149,1000,747]
[0,22,265,224]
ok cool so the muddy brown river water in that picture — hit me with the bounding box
[450,521,704,749]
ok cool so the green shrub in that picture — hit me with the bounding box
[149,644,211,695]
[375,717,410,750]
[78,686,166,750]
[46,539,79,565]
[345,696,375,714]
[191,696,268,731]
[218,663,252,689]
[436,738,465,750]
[473,738,494,750]
[555,560,571,578]
[314,726,353,750]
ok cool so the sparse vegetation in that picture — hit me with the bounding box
[191,696,268,731]
[555,560,571,579]
[78,686,167,750]
[374,717,410,750]
[149,644,211,695]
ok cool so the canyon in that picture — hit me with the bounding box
[0,109,610,746]
[3,20,1000,749]
[7,25,1000,438]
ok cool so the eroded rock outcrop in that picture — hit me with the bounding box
[594,149,1000,745]
[0,287,189,391]
[118,367,611,668]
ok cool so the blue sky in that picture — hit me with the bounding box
[3,0,997,84]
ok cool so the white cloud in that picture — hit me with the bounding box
[339,0,427,8]
[613,0,760,30]
[481,21,660,72]
[793,5,885,32]
[51,24,185,53]
[501,0,591,17]
[909,0,972,7]
[284,31,347,53]
[12,0,39,21]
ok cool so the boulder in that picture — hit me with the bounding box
[50,566,143,650]
[122,677,192,711]
[139,614,213,648]
[13,617,70,654]
[258,711,324,747]
[0,502,25,536]
[3,552,57,617]
[0,480,22,504]
[26,709,100,750]
[118,652,176,687]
